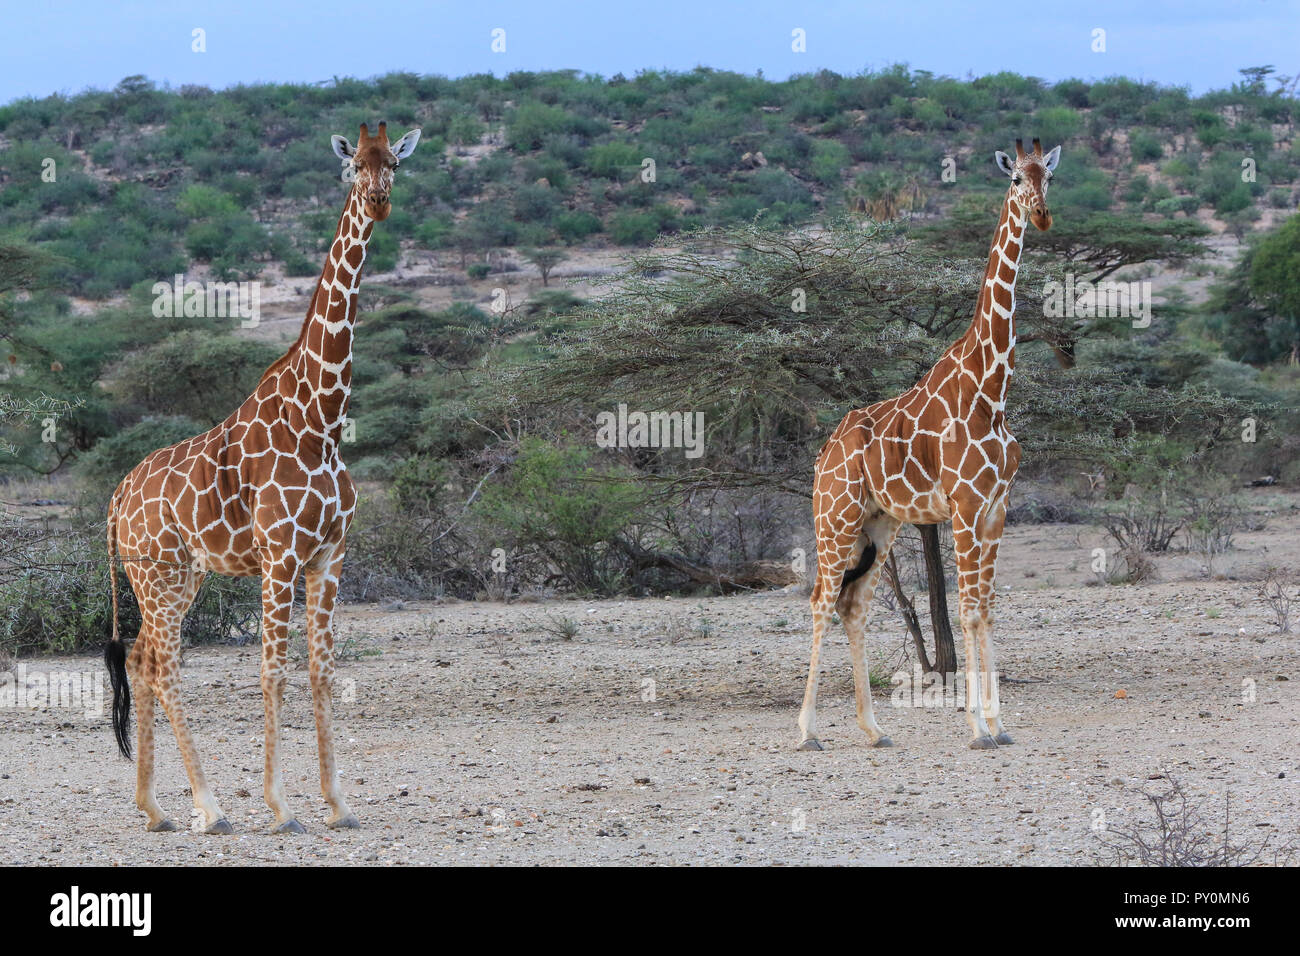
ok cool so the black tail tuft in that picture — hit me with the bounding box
[104,639,131,759]
[840,539,878,593]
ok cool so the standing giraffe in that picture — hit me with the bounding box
[798,138,1060,751]
[104,122,421,833]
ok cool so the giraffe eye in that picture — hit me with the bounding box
[1013,176,1021,185]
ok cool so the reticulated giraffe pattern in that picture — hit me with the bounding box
[105,122,421,834]
[798,138,1061,752]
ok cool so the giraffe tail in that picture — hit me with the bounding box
[104,486,132,759]
[840,539,878,592]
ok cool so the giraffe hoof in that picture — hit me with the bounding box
[147,818,179,833]
[797,738,824,751]
[204,817,234,835]
[969,735,999,750]
[994,732,1015,746]
[273,818,306,835]
[871,736,894,748]
[327,814,361,830]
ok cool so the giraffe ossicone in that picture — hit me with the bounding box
[798,137,1062,752]
[104,121,421,834]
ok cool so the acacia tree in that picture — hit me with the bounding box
[522,247,568,287]
[0,242,83,466]
[480,220,1250,672]
[1247,212,1300,363]
[921,196,1212,367]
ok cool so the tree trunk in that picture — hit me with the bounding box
[920,523,958,676]
[884,550,932,673]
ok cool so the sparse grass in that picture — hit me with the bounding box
[288,628,381,666]
[868,666,893,691]
[337,633,383,661]
[660,612,715,644]
[539,614,580,641]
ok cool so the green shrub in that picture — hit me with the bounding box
[474,438,648,593]
[513,182,560,224]
[1153,196,1199,216]
[1129,130,1164,162]
[507,103,604,152]
[1033,106,1083,146]
[808,140,850,186]
[366,227,400,272]
[585,142,641,179]
[609,210,660,245]
[1214,183,1254,215]
[553,210,603,242]
[109,332,279,426]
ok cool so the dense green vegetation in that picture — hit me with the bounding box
[2,65,1299,654]
[1,66,1298,293]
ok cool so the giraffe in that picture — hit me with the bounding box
[103,122,421,833]
[798,138,1061,752]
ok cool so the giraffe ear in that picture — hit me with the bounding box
[391,129,421,160]
[331,135,355,161]
[1043,145,1062,171]
[994,151,1015,177]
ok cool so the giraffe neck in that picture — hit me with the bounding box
[285,187,374,447]
[959,190,1028,411]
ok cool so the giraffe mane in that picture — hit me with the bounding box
[253,195,357,386]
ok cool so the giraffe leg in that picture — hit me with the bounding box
[126,630,175,832]
[153,657,230,833]
[977,498,1012,744]
[798,586,834,750]
[839,515,902,747]
[799,517,866,750]
[304,551,359,829]
[260,556,304,834]
[131,564,230,833]
[951,508,997,748]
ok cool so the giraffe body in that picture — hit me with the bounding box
[799,139,1060,751]
[104,123,421,833]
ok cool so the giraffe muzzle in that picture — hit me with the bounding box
[365,191,391,220]
[1030,206,1052,231]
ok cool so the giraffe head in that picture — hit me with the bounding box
[994,138,1061,231]
[331,121,421,222]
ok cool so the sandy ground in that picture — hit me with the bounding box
[1,495,1298,866]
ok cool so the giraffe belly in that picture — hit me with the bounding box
[873,484,952,525]
[181,522,259,577]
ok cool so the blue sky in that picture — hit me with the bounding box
[2,0,1296,105]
